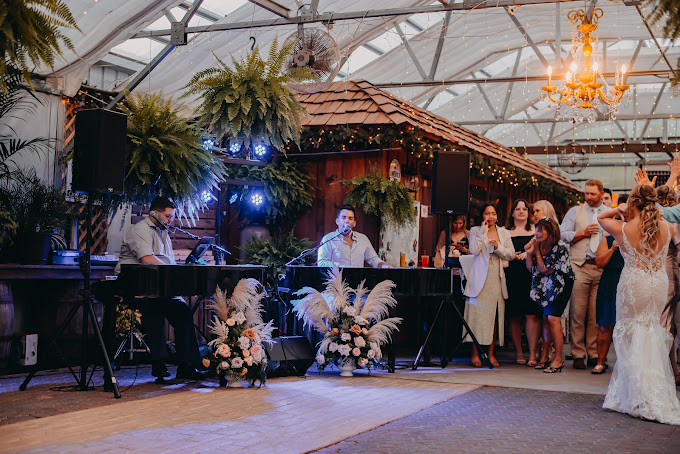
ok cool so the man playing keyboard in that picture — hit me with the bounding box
[116,196,204,380]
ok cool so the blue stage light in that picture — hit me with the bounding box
[229,142,241,155]
[200,191,212,203]
[253,143,267,157]
[202,138,215,151]
[250,192,264,206]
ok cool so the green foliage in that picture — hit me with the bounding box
[0,81,49,177]
[183,37,314,151]
[0,168,71,261]
[225,159,314,229]
[242,233,313,288]
[0,0,81,91]
[0,210,17,252]
[647,0,680,85]
[118,91,227,221]
[343,168,416,227]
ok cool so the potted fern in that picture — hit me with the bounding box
[182,37,314,151]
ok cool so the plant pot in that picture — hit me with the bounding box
[20,232,53,264]
[340,361,356,377]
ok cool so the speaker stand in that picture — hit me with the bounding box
[20,194,122,397]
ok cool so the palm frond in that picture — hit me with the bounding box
[366,317,403,345]
[359,280,397,321]
[291,286,330,333]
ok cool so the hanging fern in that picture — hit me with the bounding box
[242,232,313,288]
[225,159,314,230]
[119,91,227,221]
[0,0,81,91]
[647,0,680,85]
[342,167,416,227]
[182,37,314,151]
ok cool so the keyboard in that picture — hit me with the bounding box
[90,254,119,265]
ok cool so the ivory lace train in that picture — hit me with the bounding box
[603,223,680,424]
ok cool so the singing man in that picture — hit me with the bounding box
[317,205,389,268]
[115,196,204,380]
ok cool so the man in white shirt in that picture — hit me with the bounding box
[560,179,606,369]
[318,205,389,268]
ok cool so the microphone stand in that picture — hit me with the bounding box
[164,222,231,262]
[286,228,350,266]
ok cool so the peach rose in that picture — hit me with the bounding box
[217,344,231,358]
[226,318,235,326]
[352,347,361,356]
[244,356,253,366]
[242,349,251,357]
[202,358,211,368]
[243,328,256,340]
[239,367,248,376]
[250,344,263,356]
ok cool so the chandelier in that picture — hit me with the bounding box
[542,8,630,123]
[557,142,590,174]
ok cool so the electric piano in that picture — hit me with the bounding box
[110,263,267,298]
[281,265,457,296]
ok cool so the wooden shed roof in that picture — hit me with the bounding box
[297,80,580,193]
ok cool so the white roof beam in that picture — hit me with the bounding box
[428,11,452,80]
[248,0,290,18]
[394,24,428,80]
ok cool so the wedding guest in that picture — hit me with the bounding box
[460,203,515,367]
[657,185,680,384]
[561,179,606,369]
[525,217,575,373]
[603,188,613,207]
[434,214,470,268]
[505,199,541,366]
[532,200,559,224]
[592,234,624,374]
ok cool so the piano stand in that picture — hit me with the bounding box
[413,296,492,370]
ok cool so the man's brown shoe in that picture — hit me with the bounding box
[573,358,586,369]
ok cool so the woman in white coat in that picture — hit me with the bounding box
[461,203,516,367]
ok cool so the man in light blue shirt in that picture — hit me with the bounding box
[318,205,388,268]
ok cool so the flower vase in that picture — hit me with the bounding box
[228,379,243,388]
[340,361,356,377]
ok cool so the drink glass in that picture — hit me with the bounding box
[421,255,429,267]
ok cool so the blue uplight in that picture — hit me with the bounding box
[202,138,215,151]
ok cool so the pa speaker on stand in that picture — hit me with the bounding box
[431,150,471,215]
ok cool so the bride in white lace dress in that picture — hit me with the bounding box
[598,184,680,425]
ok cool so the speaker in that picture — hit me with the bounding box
[432,150,471,214]
[265,336,315,377]
[72,109,127,194]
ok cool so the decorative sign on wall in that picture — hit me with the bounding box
[389,159,401,181]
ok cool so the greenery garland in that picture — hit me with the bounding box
[342,167,416,227]
[647,0,680,85]
[294,125,581,206]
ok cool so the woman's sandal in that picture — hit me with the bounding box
[535,361,549,370]
[543,363,565,373]
[515,354,527,365]
[591,364,607,374]
[527,359,538,367]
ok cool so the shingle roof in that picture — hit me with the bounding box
[297,80,580,193]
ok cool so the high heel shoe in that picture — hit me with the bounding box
[535,361,549,370]
[543,363,565,373]
[515,353,527,365]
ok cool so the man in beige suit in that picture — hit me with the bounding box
[560,179,606,369]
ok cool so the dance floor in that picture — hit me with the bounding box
[1,351,679,453]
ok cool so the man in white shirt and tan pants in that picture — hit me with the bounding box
[560,179,606,369]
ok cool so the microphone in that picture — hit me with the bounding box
[149,212,170,231]
[342,226,352,235]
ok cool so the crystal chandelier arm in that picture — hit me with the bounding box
[596,87,624,106]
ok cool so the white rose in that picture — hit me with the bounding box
[239,336,251,350]
[355,315,368,325]
[367,349,376,359]
[329,342,338,352]
[352,347,361,356]
[340,333,351,342]
[252,351,263,363]
[354,336,366,348]
[233,312,246,324]
[358,358,368,367]
[231,357,243,368]
[337,344,351,356]
[316,354,325,365]
[220,361,230,369]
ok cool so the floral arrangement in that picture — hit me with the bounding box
[292,268,402,372]
[205,278,275,386]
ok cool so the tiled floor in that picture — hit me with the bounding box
[1,354,679,453]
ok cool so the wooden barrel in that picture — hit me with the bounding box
[0,281,14,369]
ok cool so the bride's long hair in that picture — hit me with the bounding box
[628,184,661,253]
